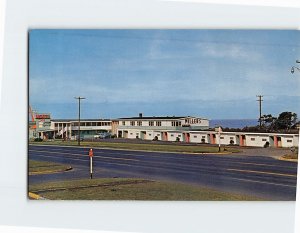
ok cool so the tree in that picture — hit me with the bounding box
[259,114,277,129]
[274,112,298,130]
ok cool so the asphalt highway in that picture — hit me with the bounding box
[28,144,298,200]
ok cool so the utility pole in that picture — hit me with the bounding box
[74,96,85,146]
[256,95,263,128]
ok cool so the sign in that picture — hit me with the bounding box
[35,114,50,119]
[89,148,94,157]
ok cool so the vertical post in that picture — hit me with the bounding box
[256,95,263,128]
[78,98,81,145]
[218,127,221,152]
[89,148,94,179]
[75,97,85,146]
[90,156,93,179]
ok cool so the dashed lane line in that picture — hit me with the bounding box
[226,168,297,178]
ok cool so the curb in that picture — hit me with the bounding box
[278,157,298,163]
[29,166,73,176]
[28,192,47,200]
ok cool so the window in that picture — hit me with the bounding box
[262,139,267,141]
[149,121,154,126]
[122,121,125,126]
[178,135,181,137]
[149,134,152,136]
[202,136,206,139]
[220,137,224,139]
[170,134,174,137]
[80,122,85,126]
[137,121,142,126]
[130,121,135,126]
[86,122,91,126]
[171,121,176,126]
[251,138,255,141]
[194,135,197,138]
[287,139,293,143]
[156,121,161,126]
[230,137,234,140]
[130,133,133,135]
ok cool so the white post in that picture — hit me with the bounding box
[218,126,221,152]
[90,156,93,179]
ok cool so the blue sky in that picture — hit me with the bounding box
[29,30,300,119]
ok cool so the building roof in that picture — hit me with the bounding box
[52,119,111,122]
[117,116,208,120]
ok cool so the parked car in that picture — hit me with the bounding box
[94,132,111,139]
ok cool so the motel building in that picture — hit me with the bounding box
[51,119,113,140]
[116,114,210,141]
[115,114,299,148]
[29,113,113,140]
[29,110,299,148]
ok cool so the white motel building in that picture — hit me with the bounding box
[29,111,299,148]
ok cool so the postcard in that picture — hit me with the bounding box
[28,29,299,201]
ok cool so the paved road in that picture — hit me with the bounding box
[28,144,298,200]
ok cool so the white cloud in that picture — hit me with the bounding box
[197,43,263,61]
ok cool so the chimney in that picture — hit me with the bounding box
[139,113,143,118]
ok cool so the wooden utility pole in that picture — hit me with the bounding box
[74,96,85,146]
[256,95,263,128]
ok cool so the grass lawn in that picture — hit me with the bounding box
[29,178,262,201]
[29,160,72,175]
[30,140,239,154]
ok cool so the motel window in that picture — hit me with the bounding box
[220,137,224,139]
[130,133,133,135]
[80,122,85,126]
[171,121,176,126]
[157,134,160,136]
[194,136,197,138]
[170,134,174,137]
[178,135,181,137]
[202,136,205,139]
[251,138,255,141]
[137,121,142,126]
[287,140,293,143]
[149,121,154,126]
[230,137,234,140]
[262,139,267,141]
[86,122,91,126]
[122,121,125,126]
[108,122,111,126]
[156,121,162,126]
[149,134,152,136]
[130,121,135,126]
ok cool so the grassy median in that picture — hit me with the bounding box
[30,140,239,154]
[28,178,262,200]
[29,160,72,175]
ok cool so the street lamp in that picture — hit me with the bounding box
[74,96,85,146]
[291,60,300,74]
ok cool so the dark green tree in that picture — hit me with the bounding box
[274,112,298,130]
[259,114,277,129]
